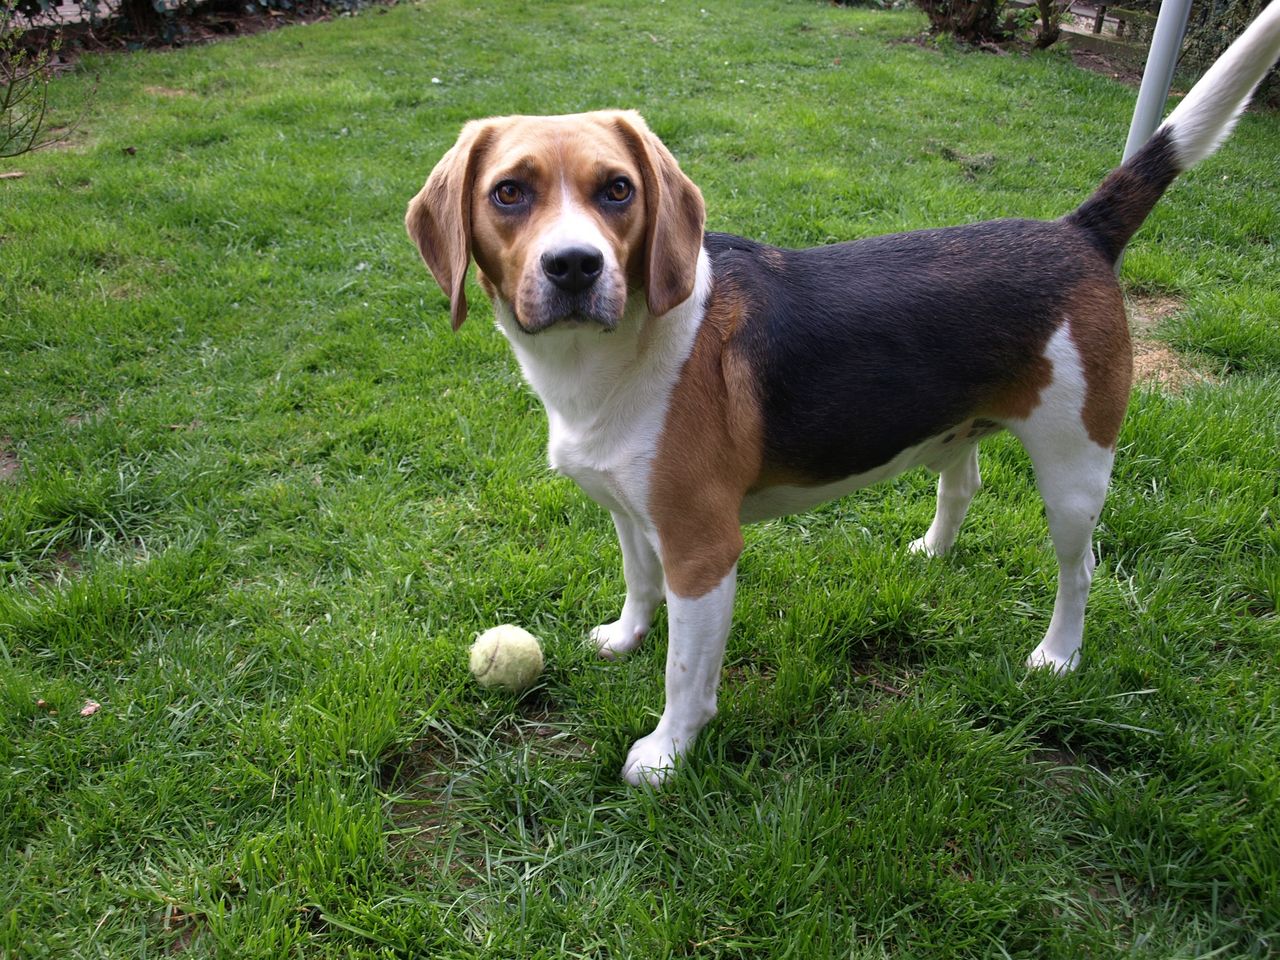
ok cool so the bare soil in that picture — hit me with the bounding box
[1126,293,1217,391]
[0,437,19,482]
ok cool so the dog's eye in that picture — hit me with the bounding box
[492,181,525,207]
[603,177,633,204]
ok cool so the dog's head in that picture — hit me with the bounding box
[406,110,705,333]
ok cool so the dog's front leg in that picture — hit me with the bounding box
[591,511,664,660]
[621,560,737,787]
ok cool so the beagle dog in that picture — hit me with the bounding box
[407,8,1280,786]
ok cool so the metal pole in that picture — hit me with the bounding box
[1116,0,1194,271]
[1122,0,1195,161]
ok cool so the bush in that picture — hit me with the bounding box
[913,0,1009,41]
[8,0,367,49]
[1183,0,1279,104]
[910,0,1069,46]
[1,0,58,158]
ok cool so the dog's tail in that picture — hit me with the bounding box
[1066,1,1280,263]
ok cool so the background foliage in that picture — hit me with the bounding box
[911,0,1280,94]
[1184,0,1279,101]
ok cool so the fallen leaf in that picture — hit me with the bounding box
[81,700,102,717]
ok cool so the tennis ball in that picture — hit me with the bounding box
[469,624,544,692]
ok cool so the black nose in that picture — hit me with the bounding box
[541,245,603,294]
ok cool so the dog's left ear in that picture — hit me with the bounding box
[613,112,706,317]
[406,120,496,331]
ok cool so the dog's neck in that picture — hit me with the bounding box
[493,249,712,440]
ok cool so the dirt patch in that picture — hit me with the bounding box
[25,549,84,591]
[384,705,591,876]
[1125,293,1218,391]
[144,86,194,98]
[157,903,203,955]
[0,438,20,482]
[891,32,1025,56]
[48,549,83,581]
[65,408,105,427]
[32,125,82,151]
[1127,292,1184,335]
[1069,46,1145,87]
[1132,341,1215,391]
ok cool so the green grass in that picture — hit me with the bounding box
[2,0,1279,955]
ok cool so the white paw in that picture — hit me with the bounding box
[908,536,932,556]
[590,620,646,660]
[1026,643,1080,675]
[621,732,681,787]
[909,535,944,557]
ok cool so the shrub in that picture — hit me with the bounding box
[912,0,1009,42]
[1183,0,1278,103]
[1,0,58,158]
[910,0,1068,45]
[7,0,369,50]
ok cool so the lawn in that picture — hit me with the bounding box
[2,0,1278,956]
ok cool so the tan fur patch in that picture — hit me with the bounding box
[983,354,1055,421]
[1066,278,1131,447]
[649,282,763,598]
[975,276,1133,444]
[758,246,785,270]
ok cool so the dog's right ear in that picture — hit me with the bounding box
[406,121,495,331]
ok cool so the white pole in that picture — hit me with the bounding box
[1122,0,1195,161]
[1116,0,1194,271]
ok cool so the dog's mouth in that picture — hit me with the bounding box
[515,292,624,335]
[521,312,617,335]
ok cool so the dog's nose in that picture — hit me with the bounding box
[541,245,604,294]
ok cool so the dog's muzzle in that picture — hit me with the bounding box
[518,243,623,334]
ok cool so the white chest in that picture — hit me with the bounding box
[495,253,713,526]
[546,417,652,518]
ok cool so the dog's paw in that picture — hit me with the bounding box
[909,534,949,557]
[590,620,646,660]
[908,536,935,557]
[1026,643,1080,675]
[621,732,680,787]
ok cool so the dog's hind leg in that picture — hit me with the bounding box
[1017,434,1112,674]
[910,444,982,558]
[592,511,665,660]
[1004,325,1123,674]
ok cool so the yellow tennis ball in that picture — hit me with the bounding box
[469,624,544,692]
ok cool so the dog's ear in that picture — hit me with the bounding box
[406,121,495,331]
[613,112,706,317]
